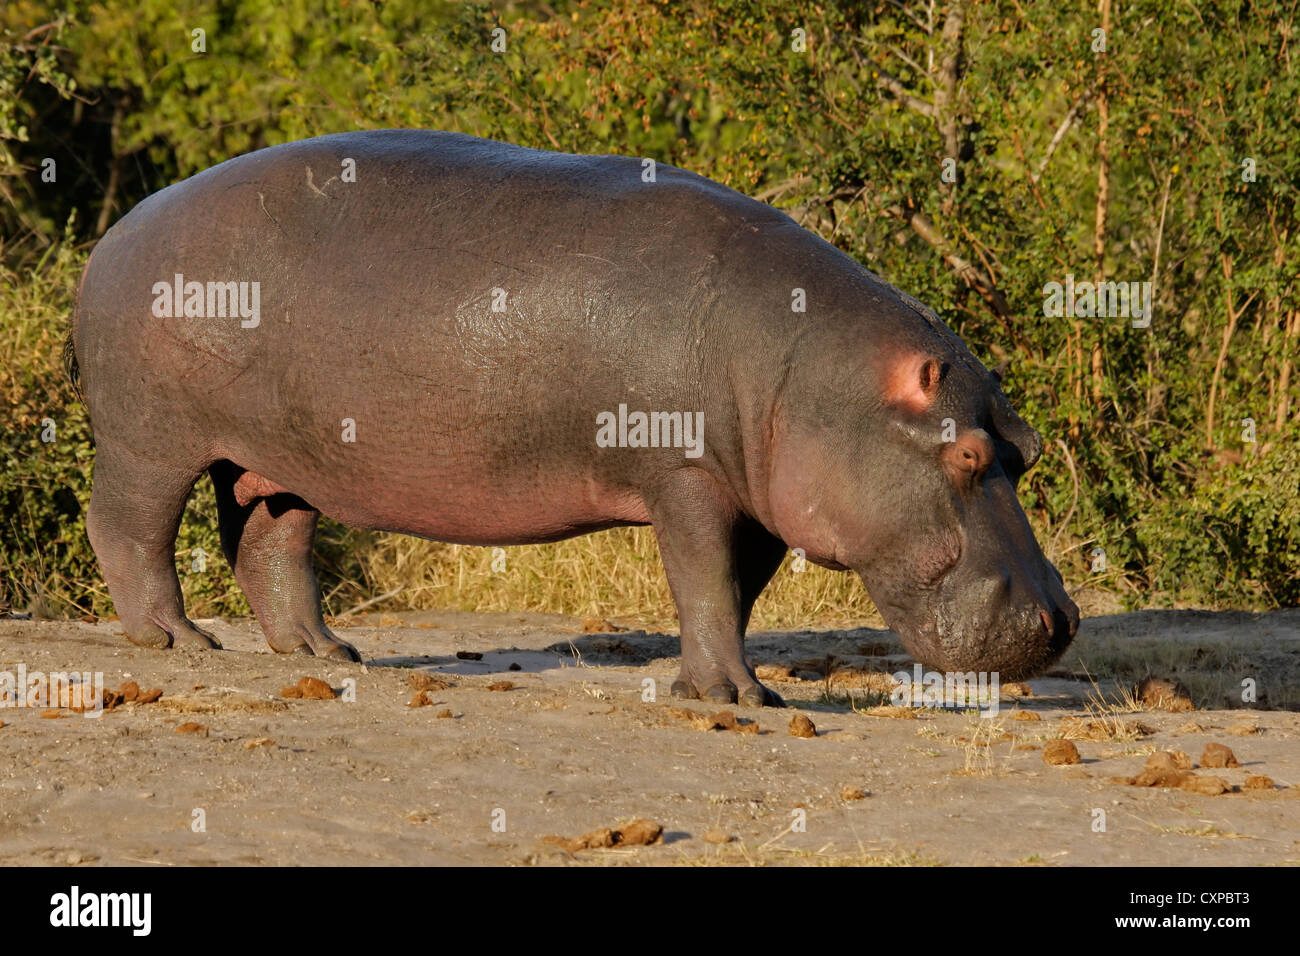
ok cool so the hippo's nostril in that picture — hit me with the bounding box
[1039,609,1053,635]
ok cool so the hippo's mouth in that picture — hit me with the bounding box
[892,609,1074,682]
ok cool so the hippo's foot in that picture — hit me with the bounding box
[671,668,785,708]
[266,623,362,662]
[85,444,224,653]
[126,618,222,651]
[208,470,362,664]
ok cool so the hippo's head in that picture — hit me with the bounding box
[766,325,1079,681]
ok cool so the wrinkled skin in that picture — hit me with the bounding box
[72,130,1077,703]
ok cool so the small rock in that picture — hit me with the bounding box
[1145,750,1193,772]
[508,662,522,671]
[1042,740,1081,765]
[702,829,733,844]
[408,690,434,708]
[1200,743,1239,768]
[455,651,483,660]
[1179,774,1230,796]
[436,708,453,718]
[243,737,275,749]
[409,672,452,691]
[788,714,817,738]
[1244,775,1274,790]
[617,819,663,846]
[1130,768,1190,788]
[1008,710,1041,721]
[711,710,739,731]
[295,676,335,700]
[1135,676,1194,712]
[839,785,867,801]
[1002,681,1033,697]
[486,680,515,692]
[543,818,663,854]
[174,722,208,735]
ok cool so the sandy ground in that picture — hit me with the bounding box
[0,609,1296,866]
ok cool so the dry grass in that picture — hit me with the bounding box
[329,527,883,631]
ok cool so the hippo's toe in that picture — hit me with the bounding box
[704,682,739,705]
[317,640,362,663]
[740,683,785,708]
[267,624,361,662]
[672,666,783,707]
[670,678,700,700]
[126,619,222,651]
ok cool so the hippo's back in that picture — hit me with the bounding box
[76,129,798,411]
[73,130,817,540]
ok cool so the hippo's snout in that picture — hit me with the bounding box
[891,574,1079,682]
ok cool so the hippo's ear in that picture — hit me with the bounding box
[990,391,1042,472]
[883,354,945,414]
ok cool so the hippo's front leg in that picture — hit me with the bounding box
[649,469,788,707]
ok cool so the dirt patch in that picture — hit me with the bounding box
[0,609,1297,866]
[152,689,289,716]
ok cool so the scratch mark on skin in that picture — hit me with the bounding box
[171,337,243,372]
[305,166,330,198]
[258,191,286,236]
[207,360,258,394]
[571,252,617,267]
[425,187,476,211]
[443,249,542,279]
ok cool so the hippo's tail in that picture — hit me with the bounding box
[63,328,85,406]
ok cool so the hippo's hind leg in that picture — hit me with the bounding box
[86,439,221,650]
[650,468,788,707]
[210,461,360,662]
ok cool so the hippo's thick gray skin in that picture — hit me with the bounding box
[72,130,1077,705]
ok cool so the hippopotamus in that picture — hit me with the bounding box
[69,129,1078,706]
